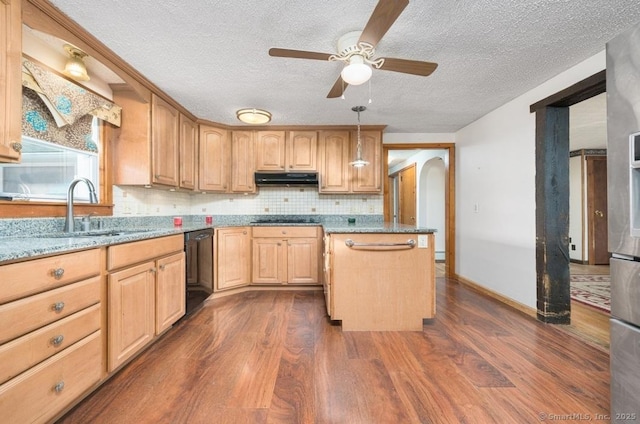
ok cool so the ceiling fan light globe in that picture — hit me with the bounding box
[341,63,372,86]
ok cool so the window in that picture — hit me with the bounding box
[0,120,100,202]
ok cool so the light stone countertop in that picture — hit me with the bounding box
[0,217,435,264]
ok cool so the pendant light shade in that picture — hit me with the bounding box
[349,106,369,168]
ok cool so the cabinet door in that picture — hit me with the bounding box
[199,125,229,192]
[179,114,197,190]
[108,262,156,371]
[231,131,256,193]
[216,228,250,290]
[287,131,317,171]
[256,131,285,171]
[0,0,22,163]
[351,130,382,193]
[319,131,350,193]
[151,95,179,186]
[156,252,186,334]
[287,238,319,284]
[252,238,286,284]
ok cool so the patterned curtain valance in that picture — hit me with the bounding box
[21,59,121,127]
[22,87,98,153]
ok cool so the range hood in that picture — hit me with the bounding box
[254,172,318,187]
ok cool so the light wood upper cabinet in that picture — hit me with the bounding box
[255,130,317,172]
[255,131,285,171]
[319,131,351,193]
[287,131,317,171]
[231,130,256,193]
[179,114,197,190]
[198,124,229,192]
[113,90,187,188]
[151,95,180,187]
[215,227,251,291]
[351,130,382,193]
[0,0,22,163]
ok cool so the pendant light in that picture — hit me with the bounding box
[349,106,369,168]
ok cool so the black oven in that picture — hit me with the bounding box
[184,228,213,315]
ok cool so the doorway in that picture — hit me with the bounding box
[530,70,606,324]
[383,143,455,277]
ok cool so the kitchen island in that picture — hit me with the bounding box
[323,223,436,331]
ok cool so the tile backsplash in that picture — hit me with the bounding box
[113,186,383,217]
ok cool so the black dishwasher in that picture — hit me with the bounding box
[184,228,214,315]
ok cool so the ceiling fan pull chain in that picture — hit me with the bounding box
[368,79,373,104]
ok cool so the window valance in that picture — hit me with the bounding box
[21,58,121,127]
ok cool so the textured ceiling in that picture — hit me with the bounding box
[46,0,640,133]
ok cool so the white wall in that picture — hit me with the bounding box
[455,51,606,309]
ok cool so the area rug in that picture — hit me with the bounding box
[570,274,610,313]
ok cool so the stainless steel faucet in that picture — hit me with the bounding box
[63,177,98,233]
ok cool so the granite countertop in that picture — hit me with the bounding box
[0,217,435,264]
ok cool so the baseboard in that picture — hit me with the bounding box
[570,259,589,265]
[209,285,322,300]
[455,274,537,318]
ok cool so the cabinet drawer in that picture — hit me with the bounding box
[252,226,319,238]
[0,304,101,385]
[0,331,102,424]
[0,249,100,304]
[108,234,183,270]
[0,276,101,344]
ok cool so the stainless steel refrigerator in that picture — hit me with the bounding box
[607,22,640,422]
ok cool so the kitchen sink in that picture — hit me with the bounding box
[43,229,154,238]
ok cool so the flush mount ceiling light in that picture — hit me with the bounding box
[63,44,90,81]
[349,105,370,168]
[236,108,272,124]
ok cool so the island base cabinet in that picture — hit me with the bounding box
[328,233,435,331]
[0,331,102,424]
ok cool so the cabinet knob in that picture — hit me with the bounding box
[52,268,65,279]
[159,264,166,271]
[243,231,247,235]
[53,381,65,393]
[150,267,157,273]
[10,142,22,152]
[282,231,287,235]
[51,335,65,346]
[277,242,281,246]
[52,302,65,312]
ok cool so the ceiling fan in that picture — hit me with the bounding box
[268,0,438,99]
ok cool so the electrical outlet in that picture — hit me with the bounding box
[571,244,576,251]
[418,235,428,248]
[474,203,479,213]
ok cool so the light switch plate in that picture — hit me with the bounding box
[418,235,428,248]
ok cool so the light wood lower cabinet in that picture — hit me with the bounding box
[0,248,102,423]
[215,227,251,291]
[107,235,185,371]
[251,226,320,285]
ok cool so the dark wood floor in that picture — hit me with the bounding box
[58,276,610,423]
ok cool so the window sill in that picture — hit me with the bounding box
[0,201,113,218]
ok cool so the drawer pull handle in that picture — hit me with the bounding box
[344,239,416,249]
[51,335,64,346]
[52,302,65,312]
[54,381,65,393]
[52,268,65,279]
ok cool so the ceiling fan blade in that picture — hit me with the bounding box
[327,75,348,98]
[358,0,409,48]
[268,48,332,61]
[378,57,438,76]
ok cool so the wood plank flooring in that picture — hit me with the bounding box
[58,275,610,423]
[568,263,610,349]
